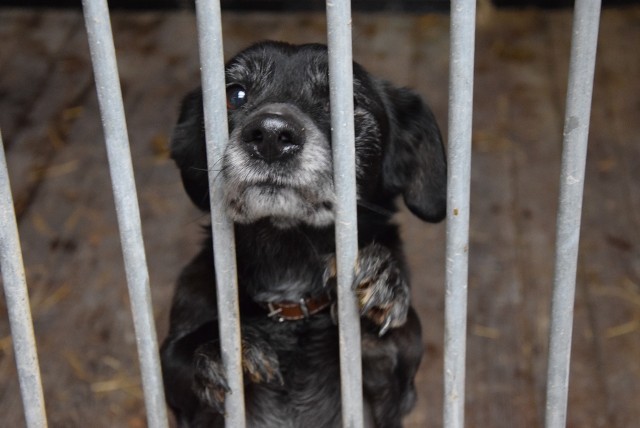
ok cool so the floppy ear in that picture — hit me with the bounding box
[381,84,447,222]
[171,89,211,211]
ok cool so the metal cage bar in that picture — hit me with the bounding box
[545,1,602,427]
[193,1,246,427]
[0,130,48,428]
[444,1,477,427]
[80,2,169,427]
[325,1,365,427]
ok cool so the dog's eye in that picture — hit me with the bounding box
[226,84,247,110]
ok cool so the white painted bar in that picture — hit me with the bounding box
[326,0,365,427]
[545,1,602,427]
[193,1,246,426]
[81,2,169,427]
[444,1,477,427]
[0,130,48,428]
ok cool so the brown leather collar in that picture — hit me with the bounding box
[261,294,333,322]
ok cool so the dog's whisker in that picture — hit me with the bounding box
[356,200,395,218]
[211,165,227,185]
[203,158,229,189]
[186,212,212,227]
[187,166,210,172]
[209,157,226,177]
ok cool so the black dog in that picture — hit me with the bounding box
[161,41,446,428]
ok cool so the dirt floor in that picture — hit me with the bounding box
[0,5,639,428]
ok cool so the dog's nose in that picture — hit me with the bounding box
[240,114,304,163]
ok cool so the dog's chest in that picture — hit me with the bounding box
[246,318,344,428]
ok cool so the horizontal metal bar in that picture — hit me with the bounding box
[545,1,602,427]
[325,1,364,428]
[0,129,48,428]
[80,2,168,427]
[444,1,477,427]
[193,1,246,427]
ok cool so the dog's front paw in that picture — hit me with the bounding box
[193,342,229,414]
[354,244,410,336]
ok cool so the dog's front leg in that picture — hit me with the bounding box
[354,243,410,336]
[324,243,410,336]
[163,323,283,416]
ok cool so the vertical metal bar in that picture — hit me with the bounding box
[193,1,246,427]
[0,130,48,428]
[545,1,601,427]
[444,1,476,427]
[81,2,168,427]
[325,2,364,428]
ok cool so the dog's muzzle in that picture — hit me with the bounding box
[223,103,335,227]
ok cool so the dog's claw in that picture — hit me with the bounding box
[243,351,283,385]
[379,317,393,337]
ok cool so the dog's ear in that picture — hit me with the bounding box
[381,84,447,222]
[171,89,211,211]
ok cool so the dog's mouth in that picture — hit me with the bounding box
[225,181,335,228]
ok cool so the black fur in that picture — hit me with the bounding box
[161,41,446,428]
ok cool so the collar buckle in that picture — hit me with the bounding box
[266,303,284,322]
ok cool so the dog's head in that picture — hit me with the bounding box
[171,41,446,227]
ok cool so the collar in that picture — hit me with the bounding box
[260,293,333,322]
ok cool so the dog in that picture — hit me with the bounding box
[160,41,447,428]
